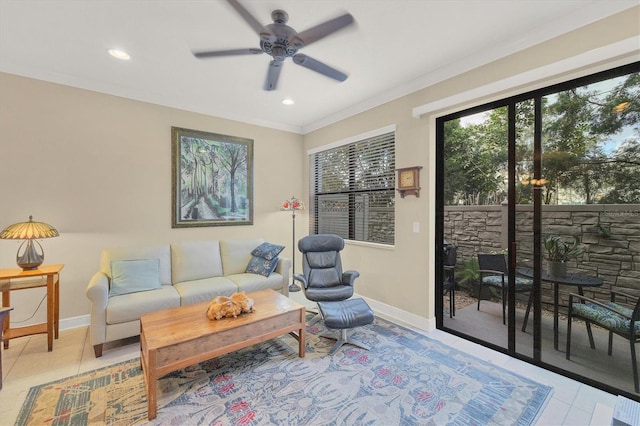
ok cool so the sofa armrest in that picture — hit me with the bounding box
[85,271,109,347]
[275,256,291,296]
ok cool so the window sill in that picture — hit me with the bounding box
[345,240,395,250]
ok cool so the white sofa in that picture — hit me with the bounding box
[85,238,290,357]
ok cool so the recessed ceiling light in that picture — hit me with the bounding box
[282,98,295,106]
[108,48,130,60]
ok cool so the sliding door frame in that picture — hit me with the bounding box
[436,61,640,394]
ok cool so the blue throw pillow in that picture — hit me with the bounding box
[251,242,285,261]
[246,255,279,277]
[109,258,162,297]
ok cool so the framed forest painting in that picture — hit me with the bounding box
[171,127,253,228]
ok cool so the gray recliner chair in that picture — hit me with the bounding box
[294,234,374,354]
[293,234,359,324]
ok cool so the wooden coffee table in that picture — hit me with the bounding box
[140,288,305,420]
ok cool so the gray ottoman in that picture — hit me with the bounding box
[317,298,375,355]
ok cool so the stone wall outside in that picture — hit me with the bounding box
[444,204,640,310]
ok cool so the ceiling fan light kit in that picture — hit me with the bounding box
[193,0,354,91]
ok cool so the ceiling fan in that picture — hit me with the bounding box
[193,0,354,91]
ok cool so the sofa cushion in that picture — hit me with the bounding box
[246,255,279,277]
[174,276,238,305]
[227,272,283,294]
[109,259,162,297]
[246,242,285,276]
[220,238,264,275]
[106,285,180,324]
[251,242,285,261]
[101,245,172,285]
[171,240,223,283]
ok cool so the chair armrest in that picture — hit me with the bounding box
[478,269,504,276]
[611,290,639,303]
[342,270,360,286]
[568,292,632,320]
[293,273,307,289]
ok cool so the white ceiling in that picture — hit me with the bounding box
[0,1,636,134]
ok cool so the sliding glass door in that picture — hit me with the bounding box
[438,105,514,350]
[436,62,640,398]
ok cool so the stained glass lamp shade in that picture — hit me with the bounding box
[0,216,59,270]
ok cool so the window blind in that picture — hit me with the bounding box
[309,131,395,245]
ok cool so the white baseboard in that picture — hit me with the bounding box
[356,293,436,332]
[60,314,89,331]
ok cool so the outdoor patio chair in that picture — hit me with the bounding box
[443,244,457,318]
[476,253,533,330]
[566,290,640,392]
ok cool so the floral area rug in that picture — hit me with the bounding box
[17,317,552,425]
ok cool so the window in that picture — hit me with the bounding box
[309,127,396,245]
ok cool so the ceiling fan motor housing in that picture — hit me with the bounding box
[260,14,299,61]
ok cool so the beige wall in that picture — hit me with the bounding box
[0,74,304,323]
[303,95,431,321]
[1,7,638,329]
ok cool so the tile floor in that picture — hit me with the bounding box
[0,292,620,425]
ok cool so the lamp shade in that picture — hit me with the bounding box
[280,196,305,211]
[0,216,59,239]
[0,216,59,270]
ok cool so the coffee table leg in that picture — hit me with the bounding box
[299,324,305,357]
[145,350,158,420]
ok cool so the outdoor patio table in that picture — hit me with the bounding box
[517,267,603,350]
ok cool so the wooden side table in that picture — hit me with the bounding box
[0,264,64,352]
[0,307,12,390]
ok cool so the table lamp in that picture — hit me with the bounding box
[0,215,59,270]
[281,196,304,292]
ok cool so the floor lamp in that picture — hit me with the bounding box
[281,196,304,292]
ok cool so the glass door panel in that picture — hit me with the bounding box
[441,107,511,350]
[536,73,640,395]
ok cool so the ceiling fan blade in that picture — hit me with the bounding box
[226,0,275,42]
[264,60,283,91]
[290,13,354,48]
[292,54,347,82]
[193,48,263,58]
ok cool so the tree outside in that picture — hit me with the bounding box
[444,71,640,206]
